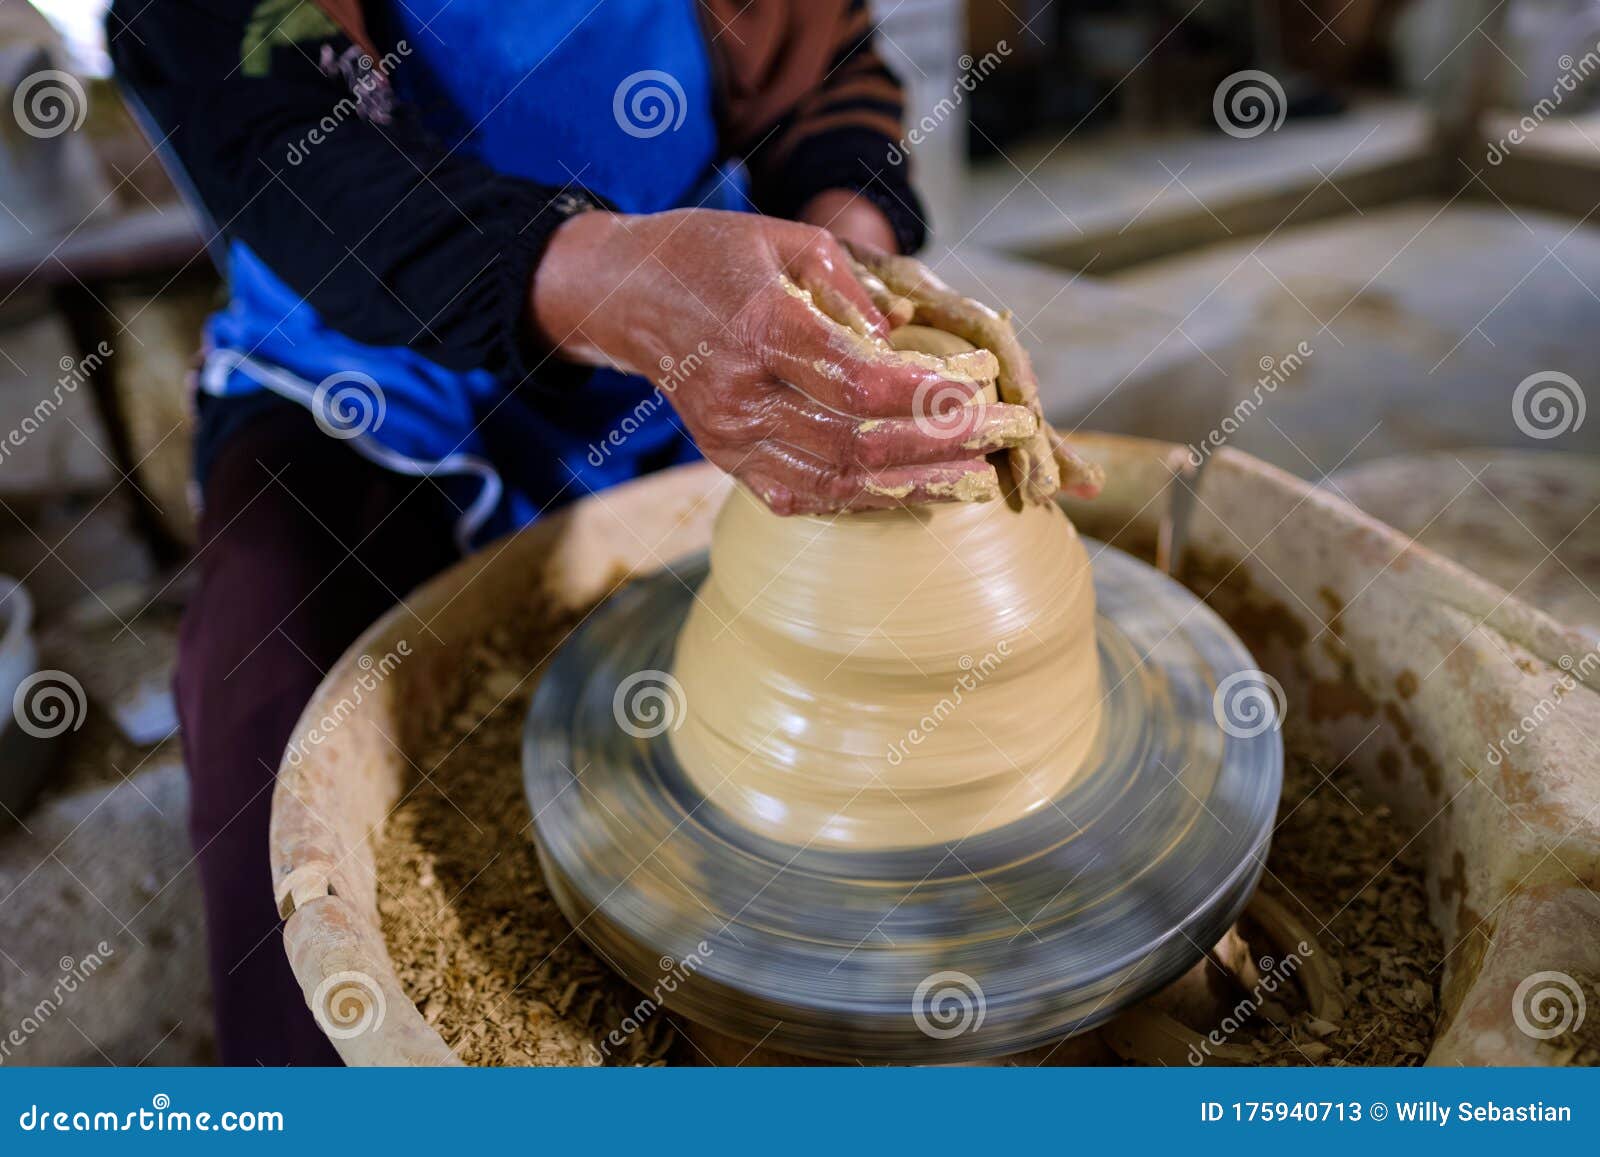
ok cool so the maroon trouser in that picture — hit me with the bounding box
[176,406,458,1065]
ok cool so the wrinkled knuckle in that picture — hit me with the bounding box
[698,399,759,444]
[757,290,806,346]
[790,227,836,271]
[837,378,878,415]
[822,469,863,505]
[740,287,787,345]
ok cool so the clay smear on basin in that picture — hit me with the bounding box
[669,328,1101,850]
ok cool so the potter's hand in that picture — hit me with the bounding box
[841,243,1105,504]
[529,209,1040,515]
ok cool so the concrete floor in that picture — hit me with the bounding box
[959,99,1432,268]
[1104,200,1600,476]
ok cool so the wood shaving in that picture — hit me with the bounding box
[374,595,676,1067]
[376,609,1443,1067]
[1221,753,1444,1066]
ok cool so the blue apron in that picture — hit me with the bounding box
[200,0,746,550]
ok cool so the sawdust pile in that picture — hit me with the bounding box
[375,603,1447,1067]
[1227,753,1443,1066]
[375,599,675,1067]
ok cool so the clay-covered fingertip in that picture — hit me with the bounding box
[927,467,1002,504]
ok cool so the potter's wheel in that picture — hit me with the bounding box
[524,541,1281,1062]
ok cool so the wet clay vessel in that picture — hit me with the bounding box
[523,322,1282,1059]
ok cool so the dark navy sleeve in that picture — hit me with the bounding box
[107,0,600,384]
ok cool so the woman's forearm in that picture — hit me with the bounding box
[527,210,639,370]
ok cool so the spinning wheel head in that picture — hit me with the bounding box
[524,540,1281,1063]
